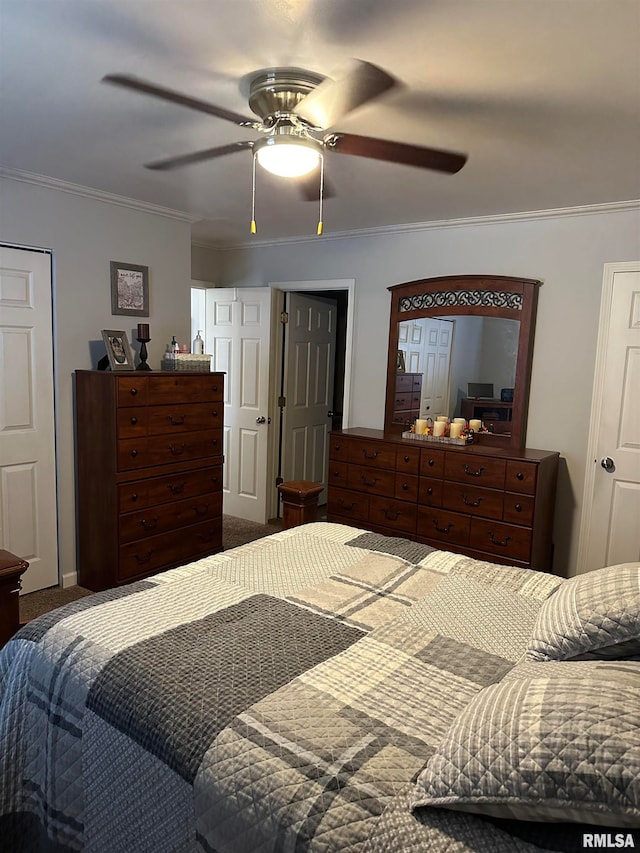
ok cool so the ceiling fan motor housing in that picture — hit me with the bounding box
[248,68,325,124]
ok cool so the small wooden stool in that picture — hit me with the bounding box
[0,550,29,647]
[277,481,325,530]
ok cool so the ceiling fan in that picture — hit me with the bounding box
[102,60,467,232]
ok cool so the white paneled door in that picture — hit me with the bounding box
[207,288,273,523]
[0,246,58,593]
[580,263,640,572]
[281,293,337,503]
[421,318,453,419]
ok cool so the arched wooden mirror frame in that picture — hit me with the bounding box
[384,275,541,449]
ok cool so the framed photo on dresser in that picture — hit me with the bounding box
[101,329,135,371]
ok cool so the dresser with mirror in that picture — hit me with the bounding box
[327,275,560,571]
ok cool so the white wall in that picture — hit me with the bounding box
[217,205,640,577]
[0,176,193,586]
[191,242,221,282]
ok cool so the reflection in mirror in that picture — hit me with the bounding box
[385,275,541,449]
[396,316,520,433]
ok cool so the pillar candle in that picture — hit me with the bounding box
[436,416,448,422]
[470,419,482,431]
[450,423,463,439]
[433,421,445,437]
[453,418,467,426]
[137,323,149,340]
[415,419,428,435]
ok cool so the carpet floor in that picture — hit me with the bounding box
[19,514,282,622]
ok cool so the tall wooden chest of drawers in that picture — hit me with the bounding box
[327,428,559,571]
[392,372,422,424]
[75,370,224,590]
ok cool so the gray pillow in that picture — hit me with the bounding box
[526,562,640,662]
[413,662,640,827]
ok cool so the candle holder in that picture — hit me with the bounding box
[136,333,151,371]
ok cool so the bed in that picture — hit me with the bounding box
[1,522,638,851]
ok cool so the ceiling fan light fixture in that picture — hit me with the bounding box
[254,136,321,178]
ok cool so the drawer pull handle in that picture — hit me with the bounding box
[489,532,512,547]
[516,472,525,481]
[514,503,522,512]
[463,494,483,507]
[193,504,210,516]
[169,443,186,456]
[339,498,356,510]
[383,509,401,521]
[130,416,138,425]
[463,464,485,477]
[130,449,138,458]
[167,482,185,495]
[134,550,153,565]
[427,487,433,496]
[212,410,218,418]
[362,476,379,486]
[168,414,186,426]
[141,516,159,530]
[403,455,410,463]
[433,520,453,534]
[401,482,409,491]
[130,388,138,396]
[427,458,436,467]
[197,531,217,542]
[363,450,380,460]
[131,493,139,502]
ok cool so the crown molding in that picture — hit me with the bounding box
[0,167,200,223]
[206,198,640,251]
[2,167,636,248]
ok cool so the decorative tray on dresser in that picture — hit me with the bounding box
[75,370,224,591]
[327,428,559,571]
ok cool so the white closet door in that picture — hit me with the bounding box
[0,246,58,592]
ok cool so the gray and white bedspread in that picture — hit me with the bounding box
[0,522,564,852]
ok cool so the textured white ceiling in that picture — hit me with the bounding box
[1,0,639,245]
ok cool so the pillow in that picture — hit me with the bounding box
[526,563,640,662]
[413,662,640,827]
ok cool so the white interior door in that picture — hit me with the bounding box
[0,246,58,593]
[398,320,424,374]
[281,293,336,503]
[421,318,453,418]
[207,288,273,524]
[579,263,640,572]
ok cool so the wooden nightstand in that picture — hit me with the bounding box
[0,550,29,647]
[277,481,325,529]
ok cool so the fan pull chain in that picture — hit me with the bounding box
[317,154,324,236]
[250,152,257,235]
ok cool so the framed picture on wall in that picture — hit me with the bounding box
[101,329,135,371]
[110,261,149,316]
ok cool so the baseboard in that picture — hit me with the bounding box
[61,570,78,589]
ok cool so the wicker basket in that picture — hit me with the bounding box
[162,353,212,372]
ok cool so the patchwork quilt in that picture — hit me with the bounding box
[0,522,581,852]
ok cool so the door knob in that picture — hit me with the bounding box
[600,457,615,471]
[256,416,266,424]
[327,410,334,417]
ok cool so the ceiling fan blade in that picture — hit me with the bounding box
[102,74,258,128]
[145,141,253,171]
[297,169,336,202]
[325,132,467,174]
[293,60,397,130]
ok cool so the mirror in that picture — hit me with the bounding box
[385,275,541,449]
